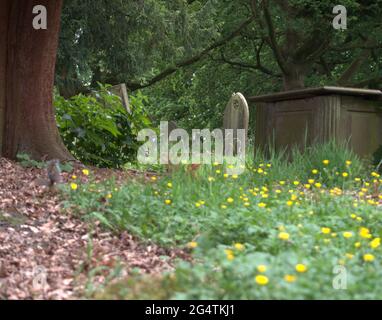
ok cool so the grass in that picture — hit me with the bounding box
[63,142,382,299]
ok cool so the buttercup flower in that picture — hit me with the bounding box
[234,243,245,251]
[363,253,375,262]
[321,227,331,234]
[295,264,307,273]
[370,238,381,249]
[257,265,267,273]
[342,232,354,239]
[82,169,90,176]
[284,275,297,283]
[346,253,354,259]
[187,241,198,249]
[70,183,78,190]
[359,227,372,239]
[278,232,290,241]
[255,275,269,286]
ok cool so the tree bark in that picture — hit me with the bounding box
[0,0,73,160]
[282,66,307,91]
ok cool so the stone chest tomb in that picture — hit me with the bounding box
[249,87,382,157]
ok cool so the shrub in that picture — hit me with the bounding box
[55,84,152,167]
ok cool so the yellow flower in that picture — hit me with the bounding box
[279,181,286,185]
[216,170,221,174]
[225,249,235,261]
[165,199,172,205]
[167,182,173,188]
[71,175,77,180]
[257,265,267,273]
[286,201,294,207]
[323,160,330,165]
[354,242,361,248]
[187,241,198,249]
[227,197,234,204]
[226,253,235,261]
[221,204,227,209]
[342,172,349,178]
[255,275,269,286]
[312,169,319,175]
[359,227,372,239]
[293,181,300,186]
[258,202,267,208]
[82,169,90,176]
[278,232,290,241]
[284,274,297,283]
[223,173,229,179]
[342,231,354,239]
[224,249,234,256]
[106,193,112,199]
[346,253,354,259]
[321,227,331,234]
[208,176,215,182]
[234,243,245,251]
[232,175,239,180]
[70,183,78,191]
[370,238,381,249]
[295,264,307,273]
[151,176,157,181]
[314,183,322,189]
[363,253,375,262]
[346,160,352,166]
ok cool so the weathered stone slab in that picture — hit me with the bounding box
[109,83,131,114]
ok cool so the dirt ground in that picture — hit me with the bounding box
[0,158,186,299]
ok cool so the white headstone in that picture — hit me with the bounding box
[223,93,249,155]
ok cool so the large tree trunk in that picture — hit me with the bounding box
[282,63,308,91]
[0,0,73,160]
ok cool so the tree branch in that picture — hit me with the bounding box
[337,41,374,86]
[352,74,382,88]
[259,0,288,75]
[125,16,255,91]
[219,49,280,77]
